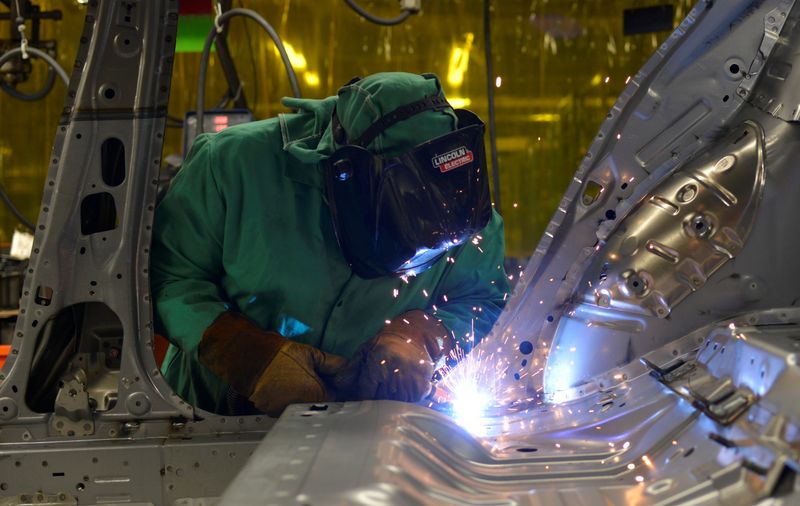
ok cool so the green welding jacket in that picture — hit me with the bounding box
[151,73,511,414]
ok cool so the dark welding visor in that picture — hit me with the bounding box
[323,107,492,279]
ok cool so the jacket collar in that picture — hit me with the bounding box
[278,96,338,190]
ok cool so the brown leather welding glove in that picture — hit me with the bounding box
[198,312,346,417]
[335,310,452,402]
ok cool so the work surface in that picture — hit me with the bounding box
[218,315,800,505]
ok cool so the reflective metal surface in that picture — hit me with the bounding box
[582,120,766,319]
[1,3,275,504]
[486,0,800,402]
[219,309,800,505]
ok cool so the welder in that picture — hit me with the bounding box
[151,72,510,417]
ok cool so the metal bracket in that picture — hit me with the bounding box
[49,368,94,437]
[399,0,422,12]
[642,355,755,425]
[737,0,795,99]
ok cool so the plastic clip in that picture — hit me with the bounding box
[17,23,29,59]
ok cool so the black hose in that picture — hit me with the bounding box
[0,46,69,96]
[0,46,68,230]
[197,8,301,135]
[0,181,34,231]
[343,0,413,26]
[0,64,56,101]
[483,0,501,213]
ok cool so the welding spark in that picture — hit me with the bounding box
[432,343,509,435]
[451,385,490,435]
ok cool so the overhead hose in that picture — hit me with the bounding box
[343,0,414,26]
[197,8,301,135]
[0,46,68,230]
[0,65,56,101]
[483,0,501,213]
[0,46,69,101]
[0,181,34,231]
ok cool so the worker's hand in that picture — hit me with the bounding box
[198,312,346,417]
[335,310,451,402]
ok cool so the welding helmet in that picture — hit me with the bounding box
[322,94,492,279]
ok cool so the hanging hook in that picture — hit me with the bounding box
[16,19,29,59]
[214,2,224,34]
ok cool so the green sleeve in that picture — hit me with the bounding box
[151,134,229,364]
[430,210,511,351]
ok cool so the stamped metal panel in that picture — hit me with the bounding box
[0,431,264,505]
[543,117,772,396]
[472,0,800,403]
[581,120,766,320]
[218,310,800,505]
[0,2,275,504]
[0,0,189,425]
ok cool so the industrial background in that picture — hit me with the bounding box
[2,2,799,504]
[0,0,694,258]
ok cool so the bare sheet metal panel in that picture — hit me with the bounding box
[218,310,800,505]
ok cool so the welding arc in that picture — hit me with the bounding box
[0,46,69,101]
[343,0,414,26]
[196,8,301,135]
